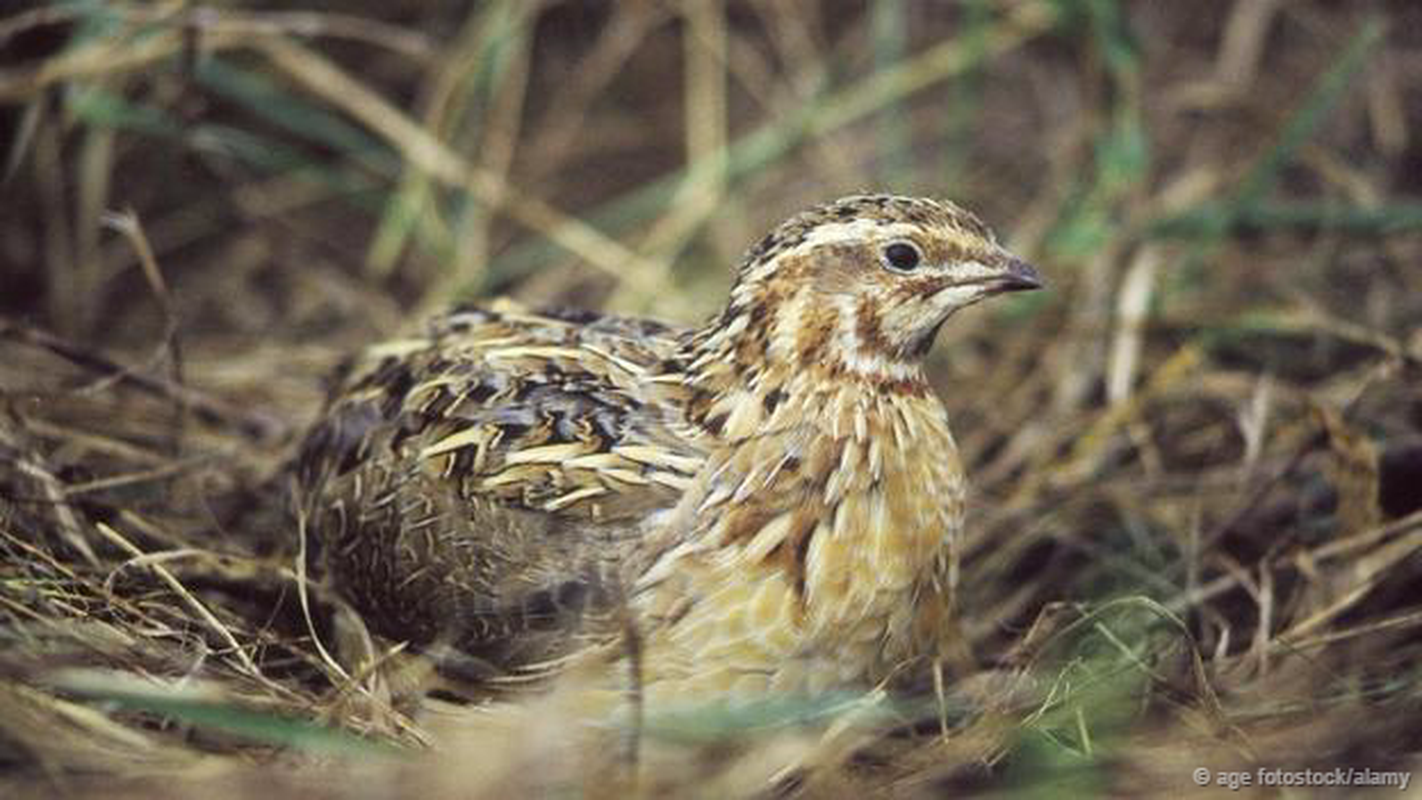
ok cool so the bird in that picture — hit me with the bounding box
[294,194,1042,710]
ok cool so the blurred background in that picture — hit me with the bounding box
[2,1,1421,796]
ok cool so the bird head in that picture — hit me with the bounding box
[700,195,1042,388]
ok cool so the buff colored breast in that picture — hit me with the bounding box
[628,390,965,707]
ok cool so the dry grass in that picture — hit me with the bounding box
[2,1,1421,797]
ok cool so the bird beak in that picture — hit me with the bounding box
[992,256,1044,293]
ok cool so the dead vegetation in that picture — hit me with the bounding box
[2,1,1421,797]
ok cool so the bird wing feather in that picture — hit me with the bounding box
[295,307,706,657]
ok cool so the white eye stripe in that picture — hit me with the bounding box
[780,221,927,258]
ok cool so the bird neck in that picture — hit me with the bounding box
[679,285,931,441]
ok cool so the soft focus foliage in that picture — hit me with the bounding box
[1,2,1420,796]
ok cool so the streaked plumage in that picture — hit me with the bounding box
[295,194,1042,702]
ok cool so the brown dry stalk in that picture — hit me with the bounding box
[252,36,675,303]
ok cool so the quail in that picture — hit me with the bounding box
[295,194,1042,705]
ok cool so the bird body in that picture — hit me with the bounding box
[296,195,1041,704]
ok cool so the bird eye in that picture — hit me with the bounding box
[881,242,922,272]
